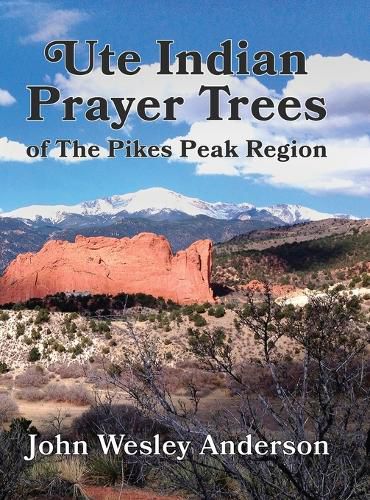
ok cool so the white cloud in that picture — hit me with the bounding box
[3,50,369,196]
[0,88,16,106]
[1,2,88,43]
[22,8,88,43]
[0,137,38,163]
[242,135,370,196]
[165,120,370,195]
[277,54,370,138]
[162,54,370,195]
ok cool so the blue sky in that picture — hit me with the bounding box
[0,0,369,215]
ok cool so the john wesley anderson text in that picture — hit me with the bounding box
[24,433,329,461]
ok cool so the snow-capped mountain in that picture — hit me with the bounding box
[0,187,356,225]
[260,204,355,225]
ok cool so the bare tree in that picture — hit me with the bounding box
[103,285,369,499]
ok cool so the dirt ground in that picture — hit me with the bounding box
[80,485,182,499]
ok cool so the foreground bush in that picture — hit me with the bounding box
[0,393,18,424]
[0,418,38,498]
[73,404,169,486]
[23,458,74,498]
[106,288,369,499]
[85,452,122,486]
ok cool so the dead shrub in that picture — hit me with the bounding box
[43,384,92,406]
[15,388,45,401]
[14,366,49,388]
[48,362,86,379]
[164,365,226,397]
[0,373,14,389]
[231,360,304,397]
[0,393,18,424]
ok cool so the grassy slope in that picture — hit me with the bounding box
[214,222,370,286]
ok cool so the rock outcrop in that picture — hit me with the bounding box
[0,233,214,305]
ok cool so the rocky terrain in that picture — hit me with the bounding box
[0,217,368,499]
[213,219,370,290]
[0,187,357,272]
[215,218,369,253]
[0,233,213,305]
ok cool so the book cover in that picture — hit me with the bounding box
[0,1,369,498]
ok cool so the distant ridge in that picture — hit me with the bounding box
[0,187,357,225]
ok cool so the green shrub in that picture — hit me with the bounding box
[53,342,66,353]
[90,320,110,334]
[80,336,93,348]
[16,322,25,338]
[195,304,206,314]
[361,273,370,287]
[213,306,225,318]
[34,308,50,324]
[28,347,41,362]
[0,311,10,321]
[0,361,10,374]
[192,314,207,327]
[71,344,83,357]
[31,329,41,341]
[86,453,122,485]
[182,304,195,316]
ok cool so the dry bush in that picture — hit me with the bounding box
[0,393,18,424]
[230,360,310,397]
[164,364,226,397]
[14,365,50,388]
[15,387,45,401]
[43,384,92,406]
[58,456,87,484]
[0,373,14,389]
[183,368,226,397]
[85,367,109,388]
[48,362,86,379]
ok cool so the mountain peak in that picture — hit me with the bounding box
[0,187,357,225]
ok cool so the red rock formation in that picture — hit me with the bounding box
[0,233,214,305]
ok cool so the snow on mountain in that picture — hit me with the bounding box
[261,204,334,224]
[0,187,356,225]
[261,204,357,224]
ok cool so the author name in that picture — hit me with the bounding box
[24,433,329,461]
